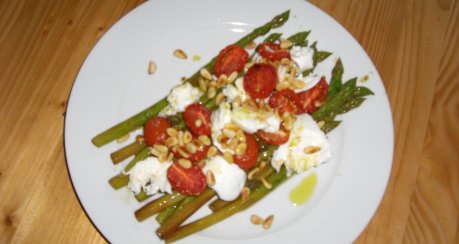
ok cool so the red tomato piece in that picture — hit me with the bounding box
[167,162,206,196]
[243,63,278,99]
[234,133,259,170]
[184,103,211,136]
[257,42,291,61]
[296,77,329,114]
[214,44,249,77]
[143,116,171,146]
[256,128,290,145]
[268,89,301,114]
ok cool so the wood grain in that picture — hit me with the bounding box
[0,0,458,243]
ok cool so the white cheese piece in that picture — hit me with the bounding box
[210,102,234,153]
[222,77,248,102]
[165,82,202,114]
[290,46,314,73]
[127,157,172,195]
[271,114,331,175]
[231,107,281,134]
[202,155,246,201]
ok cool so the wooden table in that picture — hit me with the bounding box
[1,0,457,243]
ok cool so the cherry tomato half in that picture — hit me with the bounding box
[167,162,206,196]
[184,103,211,136]
[234,133,259,170]
[257,42,291,61]
[269,88,301,114]
[214,44,249,77]
[296,77,329,114]
[243,63,278,99]
[256,128,290,145]
[143,116,171,146]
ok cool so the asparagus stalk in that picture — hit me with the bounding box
[91,10,290,147]
[108,147,150,189]
[135,191,186,222]
[156,196,196,224]
[110,141,146,164]
[164,168,288,242]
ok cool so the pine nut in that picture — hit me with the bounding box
[198,135,211,146]
[207,86,216,99]
[223,151,234,163]
[262,215,274,229]
[228,71,238,83]
[241,187,250,202]
[158,152,168,162]
[304,146,321,154]
[215,93,225,105]
[227,138,238,150]
[236,130,246,142]
[197,160,206,168]
[166,128,178,137]
[261,177,272,189]
[222,128,236,138]
[148,60,157,74]
[248,167,260,180]
[200,68,213,80]
[166,152,174,162]
[177,147,190,158]
[250,215,263,225]
[135,135,144,143]
[206,171,215,186]
[173,49,188,59]
[207,146,218,158]
[245,41,256,49]
[183,131,192,144]
[178,159,192,169]
[165,136,178,147]
[217,74,228,88]
[199,78,207,92]
[185,143,197,154]
[177,131,184,147]
[153,144,168,154]
[280,38,293,49]
[317,121,325,128]
[149,147,161,157]
[235,142,247,156]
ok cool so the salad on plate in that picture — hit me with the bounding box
[91,10,374,243]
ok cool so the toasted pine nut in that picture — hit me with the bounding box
[207,80,217,87]
[248,167,260,180]
[241,187,250,202]
[280,58,291,65]
[174,49,188,59]
[197,160,206,168]
[165,136,178,147]
[149,147,161,157]
[317,121,325,128]
[154,144,168,154]
[206,171,216,186]
[215,93,225,105]
[200,68,213,80]
[236,130,246,142]
[148,61,157,74]
[166,152,174,162]
[245,41,256,49]
[177,131,184,147]
[195,119,202,128]
[244,62,254,69]
[217,74,228,88]
[167,128,178,137]
[207,146,218,158]
[261,177,272,189]
[207,86,216,99]
[304,146,321,154]
[185,143,197,154]
[259,161,268,169]
[262,215,274,229]
[135,134,144,143]
[233,96,242,108]
[314,100,324,107]
[223,151,234,163]
[183,131,193,144]
[227,138,238,150]
[222,128,236,138]
[199,78,207,92]
[235,142,247,156]
[198,135,211,146]
[250,215,263,225]
[177,147,190,158]
[228,71,238,83]
[158,152,168,162]
[280,38,293,49]
[116,133,130,143]
[178,158,192,169]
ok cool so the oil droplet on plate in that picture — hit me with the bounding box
[289,172,317,206]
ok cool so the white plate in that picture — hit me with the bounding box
[64,0,394,243]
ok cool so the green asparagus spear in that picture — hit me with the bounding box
[108,147,150,189]
[110,141,146,164]
[135,191,186,222]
